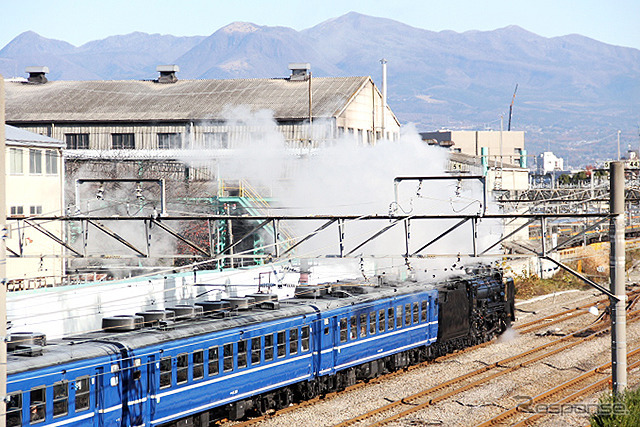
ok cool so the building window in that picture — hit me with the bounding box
[45,150,58,174]
[75,376,91,412]
[29,149,42,174]
[158,133,182,149]
[65,133,89,149]
[53,381,68,418]
[10,206,24,217]
[9,148,23,174]
[30,206,43,216]
[203,132,229,149]
[112,133,135,149]
[30,386,46,423]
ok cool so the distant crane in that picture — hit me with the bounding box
[507,84,518,131]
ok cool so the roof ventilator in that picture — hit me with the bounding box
[136,310,175,327]
[8,332,46,357]
[196,301,232,318]
[295,284,330,298]
[156,65,179,83]
[102,315,144,332]
[246,293,279,309]
[25,66,49,84]
[222,297,255,311]
[288,62,310,81]
[166,304,203,320]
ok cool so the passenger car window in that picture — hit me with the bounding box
[350,316,357,339]
[265,334,274,361]
[277,331,286,358]
[193,350,204,380]
[160,357,172,389]
[388,307,394,330]
[290,328,298,355]
[251,337,261,365]
[53,381,68,418]
[379,309,386,332]
[301,326,310,352]
[30,386,46,423]
[208,347,219,376]
[223,343,234,372]
[421,300,428,322]
[369,312,376,335]
[75,377,90,411]
[340,318,348,342]
[413,302,419,323]
[6,392,22,427]
[396,305,403,328]
[238,340,248,368]
[405,303,411,325]
[177,353,188,384]
[359,313,367,338]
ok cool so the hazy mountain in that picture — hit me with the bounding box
[1,12,639,166]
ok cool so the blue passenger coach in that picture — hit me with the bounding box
[7,268,512,426]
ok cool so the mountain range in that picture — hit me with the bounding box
[1,12,639,167]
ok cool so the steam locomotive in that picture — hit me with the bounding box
[7,265,515,426]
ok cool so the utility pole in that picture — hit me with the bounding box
[610,161,627,394]
[380,58,387,140]
[617,130,621,161]
[0,74,7,426]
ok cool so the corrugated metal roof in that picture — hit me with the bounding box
[5,77,370,123]
[4,124,65,148]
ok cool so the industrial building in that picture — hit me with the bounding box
[4,125,65,288]
[3,64,401,276]
[420,130,526,168]
[5,64,400,155]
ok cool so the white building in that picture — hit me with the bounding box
[5,125,65,288]
[538,151,564,174]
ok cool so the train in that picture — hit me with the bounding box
[7,265,515,426]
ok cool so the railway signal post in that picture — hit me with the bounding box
[610,161,627,394]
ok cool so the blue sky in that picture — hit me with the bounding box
[1,0,639,49]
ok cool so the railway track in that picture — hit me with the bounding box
[229,289,640,427]
[330,308,640,427]
[476,346,640,426]
[514,286,640,335]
